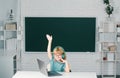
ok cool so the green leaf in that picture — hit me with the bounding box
[105,5,113,15]
[103,0,109,5]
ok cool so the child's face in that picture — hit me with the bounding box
[54,53,62,61]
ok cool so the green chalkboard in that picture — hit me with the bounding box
[25,17,96,52]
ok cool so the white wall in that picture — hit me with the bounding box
[20,0,120,75]
[0,56,13,78]
[21,0,105,19]
[0,0,120,77]
[0,0,18,21]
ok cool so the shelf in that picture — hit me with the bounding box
[101,60,120,63]
[0,30,4,31]
[0,20,21,76]
[99,21,120,78]
[5,49,17,52]
[5,31,17,39]
[0,49,4,52]
[102,75,116,78]
[102,51,116,53]
[99,32,116,33]
[5,30,17,32]
[0,39,4,41]
[116,60,120,62]
[101,60,116,63]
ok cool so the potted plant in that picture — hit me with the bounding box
[103,0,114,18]
[105,5,114,17]
[103,0,109,5]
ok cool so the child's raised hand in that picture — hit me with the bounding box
[46,34,52,41]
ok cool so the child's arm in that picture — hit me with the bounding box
[64,61,71,72]
[46,34,52,60]
[61,58,71,72]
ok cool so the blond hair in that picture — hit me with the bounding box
[53,46,66,60]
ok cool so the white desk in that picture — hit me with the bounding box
[12,71,97,78]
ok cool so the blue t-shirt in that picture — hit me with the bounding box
[49,56,65,72]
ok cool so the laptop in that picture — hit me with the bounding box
[37,59,62,77]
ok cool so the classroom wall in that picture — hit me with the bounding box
[19,0,120,75]
[0,57,13,78]
[0,0,120,76]
[0,0,18,21]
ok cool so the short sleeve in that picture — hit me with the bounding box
[61,63,66,72]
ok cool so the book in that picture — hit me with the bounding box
[5,23,17,30]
